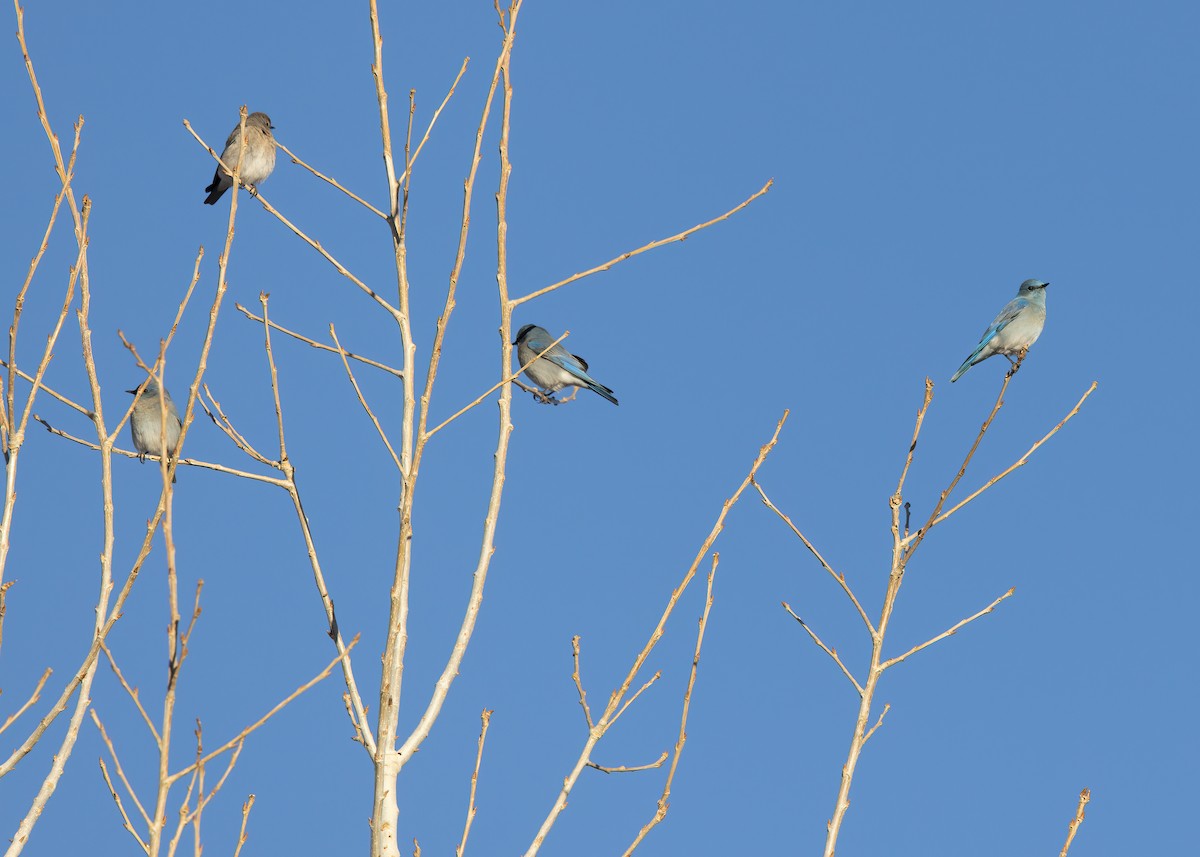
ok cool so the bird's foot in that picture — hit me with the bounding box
[530,389,558,406]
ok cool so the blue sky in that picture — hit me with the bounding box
[2,1,1196,855]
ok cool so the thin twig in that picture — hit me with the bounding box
[90,709,152,826]
[167,640,354,785]
[880,588,1015,670]
[623,556,721,855]
[232,795,255,857]
[782,602,863,696]
[234,305,403,378]
[914,382,1099,535]
[570,636,593,730]
[274,140,387,218]
[330,324,401,470]
[1059,788,1091,857]
[588,753,668,775]
[511,180,774,306]
[101,643,161,744]
[455,709,492,857]
[755,480,874,634]
[424,332,569,439]
[862,703,890,744]
[0,668,50,737]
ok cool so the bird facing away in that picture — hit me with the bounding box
[950,279,1049,382]
[514,324,619,405]
[127,379,183,482]
[203,112,276,205]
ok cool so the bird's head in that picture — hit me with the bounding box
[1018,279,1049,294]
[513,324,538,346]
[247,112,274,131]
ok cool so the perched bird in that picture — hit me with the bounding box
[950,279,1049,382]
[514,324,618,405]
[127,379,183,482]
[203,112,276,205]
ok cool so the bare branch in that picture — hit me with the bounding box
[914,382,1099,535]
[881,588,1015,671]
[0,668,50,738]
[274,139,387,218]
[782,602,863,696]
[755,480,874,634]
[455,709,493,857]
[511,180,774,306]
[234,305,403,378]
[588,753,668,775]
[570,636,594,730]
[1059,788,1091,857]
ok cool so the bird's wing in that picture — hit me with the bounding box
[978,297,1029,343]
[543,349,590,379]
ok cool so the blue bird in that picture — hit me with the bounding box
[514,324,618,405]
[950,279,1049,382]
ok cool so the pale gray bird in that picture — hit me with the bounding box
[950,278,1049,382]
[203,112,276,205]
[514,324,618,405]
[127,379,183,482]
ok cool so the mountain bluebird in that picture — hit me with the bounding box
[514,324,619,405]
[950,279,1049,382]
[127,379,183,482]
[203,112,276,205]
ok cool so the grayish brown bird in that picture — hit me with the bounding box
[203,111,276,205]
[127,379,183,482]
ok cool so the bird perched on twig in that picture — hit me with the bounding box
[203,111,276,205]
[950,279,1049,382]
[127,379,183,482]
[514,324,618,405]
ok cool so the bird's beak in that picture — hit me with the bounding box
[125,389,138,395]
[1041,282,1050,289]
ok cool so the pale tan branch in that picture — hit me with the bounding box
[755,480,874,634]
[32,415,285,486]
[862,703,890,745]
[330,324,401,470]
[166,641,353,785]
[570,636,594,730]
[881,588,1014,671]
[588,753,668,775]
[511,180,774,306]
[199,384,278,469]
[232,795,256,857]
[424,331,568,439]
[257,293,288,462]
[97,758,150,854]
[455,709,492,857]
[1059,788,1091,857]
[91,710,152,827]
[915,382,1098,535]
[783,602,863,696]
[234,305,403,378]
[0,362,91,416]
[622,558,721,855]
[524,412,788,857]
[101,643,160,744]
[402,57,470,187]
[609,671,662,728]
[896,379,934,497]
[274,140,387,218]
[0,668,50,737]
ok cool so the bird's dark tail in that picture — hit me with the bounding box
[589,382,619,406]
[203,171,226,205]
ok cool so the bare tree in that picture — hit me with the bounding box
[754,365,1097,856]
[2,1,774,855]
